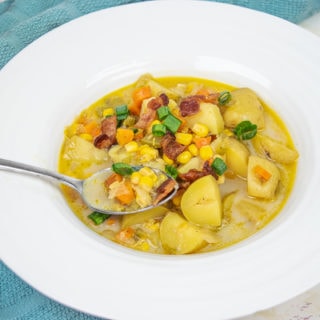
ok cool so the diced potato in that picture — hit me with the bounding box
[252,134,299,164]
[62,135,109,162]
[177,156,202,174]
[247,156,280,199]
[160,212,206,254]
[181,175,222,227]
[122,206,168,228]
[108,145,132,163]
[184,102,224,135]
[222,137,250,178]
[222,192,237,220]
[223,88,265,129]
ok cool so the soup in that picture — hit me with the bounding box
[59,74,298,254]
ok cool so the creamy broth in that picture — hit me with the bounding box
[59,74,298,254]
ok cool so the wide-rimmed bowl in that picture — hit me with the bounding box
[1,1,320,319]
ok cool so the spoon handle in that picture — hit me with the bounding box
[0,158,82,191]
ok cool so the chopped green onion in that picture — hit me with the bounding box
[132,128,139,133]
[218,91,232,105]
[157,106,170,120]
[163,114,182,134]
[115,105,129,121]
[88,211,111,225]
[152,123,167,137]
[165,165,178,179]
[233,120,257,140]
[211,158,227,176]
[112,162,135,176]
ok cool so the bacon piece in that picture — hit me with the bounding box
[179,169,207,183]
[179,96,200,117]
[179,93,220,117]
[160,133,186,160]
[147,97,163,110]
[178,161,217,183]
[134,107,156,129]
[153,178,176,205]
[159,93,169,106]
[94,115,117,149]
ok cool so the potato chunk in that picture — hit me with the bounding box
[160,212,206,254]
[184,102,224,135]
[252,134,299,164]
[247,156,280,199]
[181,175,222,227]
[222,137,250,178]
[223,88,265,129]
[122,206,168,228]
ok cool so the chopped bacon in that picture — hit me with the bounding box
[179,169,207,183]
[179,93,220,117]
[94,115,117,149]
[179,96,200,117]
[134,107,156,129]
[153,178,176,205]
[159,93,169,106]
[178,161,217,183]
[147,97,163,110]
[160,133,186,160]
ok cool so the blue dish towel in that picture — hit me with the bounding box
[0,1,320,319]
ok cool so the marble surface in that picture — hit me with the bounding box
[240,13,320,320]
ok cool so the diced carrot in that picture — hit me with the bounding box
[106,217,117,226]
[115,181,135,205]
[83,120,101,137]
[254,165,272,182]
[104,173,123,189]
[129,86,152,115]
[193,136,212,149]
[116,128,134,146]
[116,227,135,242]
[196,88,211,96]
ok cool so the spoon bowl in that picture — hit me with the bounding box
[0,158,178,215]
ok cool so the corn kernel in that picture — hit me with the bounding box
[151,120,161,127]
[79,133,92,141]
[124,141,139,153]
[199,145,213,160]
[140,145,158,159]
[223,129,234,137]
[175,132,193,146]
[163,154,174,165]
[139,167,157,182]
[177,151,192,164]
[139,176,154,189]
[102,108,114,117]
[192,123,209,137]
[188,143,198,156]
[131,171,142,184]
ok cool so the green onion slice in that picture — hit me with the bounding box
[152,123,167,137]
[233,120,257,140]
[165,165,178,179]
[115,105,129,121]
[163,114,182,134]
[211,158,227,176]
[218,91,232,105]
[88,211,111,225]
[112,162,135,176]
[157,106,170,120]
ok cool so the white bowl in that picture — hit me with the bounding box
[0,1,320,319]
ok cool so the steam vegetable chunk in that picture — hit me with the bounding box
[181,175,222,227]
[247,156,280,199]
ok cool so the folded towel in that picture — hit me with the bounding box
[1,0,320,319]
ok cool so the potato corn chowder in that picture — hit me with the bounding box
[59,74,298,254]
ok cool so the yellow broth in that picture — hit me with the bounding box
[59,74,298,254]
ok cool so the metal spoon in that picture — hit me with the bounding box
[0,158,178,215]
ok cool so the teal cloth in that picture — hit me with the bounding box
[1,0,320,319]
